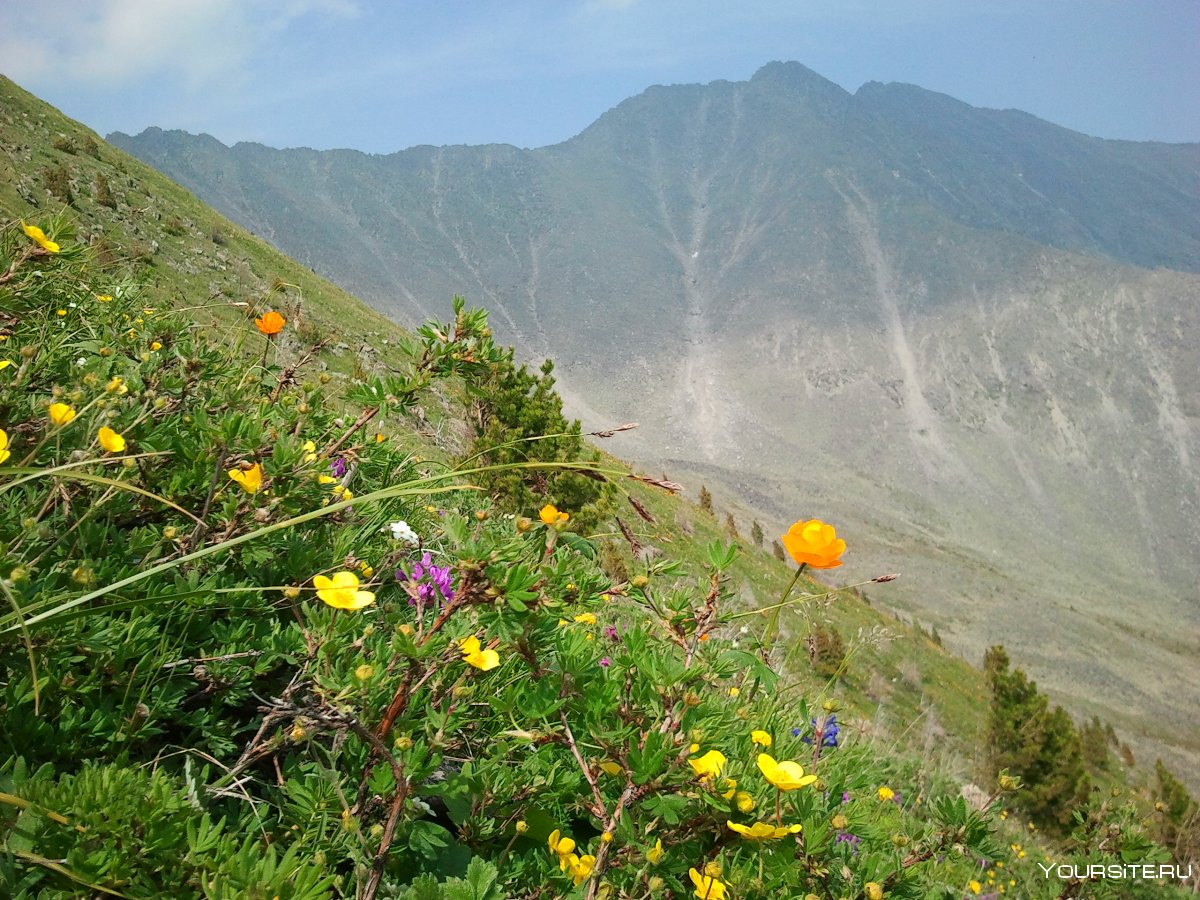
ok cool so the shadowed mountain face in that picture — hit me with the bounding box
[110,62,1200,766]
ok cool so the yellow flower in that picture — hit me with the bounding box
[721,778,737,799]
[727,820,802,840]
[105,376,127,394]
[548,830,576,870]
[599,760,623,777]
[780,518,846,569]
[968,881,982,896]
[459,635,500,671]
[688,749,726,781]
[150,341,162,351]
[539,503,569,525]
[756,753,817,791]
[313,571,376,610]
[56,309,67,317]
[751,729,772,748]
[375,432,385,443]
[96,294,113,303]
[688,867,728,900]
[645,837,664,864]
[0,361,10,371]
[877,786,895,802]
[254,310,286,335]
[735,791,755,813]
[573,612,597,625]
[355,664,375,681]
[318,474,337,484]
[728,686,740,697]
[0,428,10,464]
[97,426,126,453]
[865,883,884,900]
[228,463,264,494]
[48,403,77,426]
[301,439,318,463]
[21,221,60,253]
[567,853,595,886]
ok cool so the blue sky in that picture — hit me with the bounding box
[1,0,1196,153]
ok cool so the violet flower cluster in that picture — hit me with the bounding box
[396,552,454,608]
[799,714,840,749]
[834,831,861,855]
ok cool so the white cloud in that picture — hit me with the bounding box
[0,0,359,90]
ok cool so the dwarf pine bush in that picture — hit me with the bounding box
[0,221,1186,898]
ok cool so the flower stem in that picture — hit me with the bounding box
[761,563,806,651]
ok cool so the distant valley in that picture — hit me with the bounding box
[110,61,1200,771]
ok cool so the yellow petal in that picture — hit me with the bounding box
[48,403,77,426]
[459,635,481,655]
[97,426,126,453]
[21,220,60,253]
[465,649,500,671]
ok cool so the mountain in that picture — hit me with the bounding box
[108,62,1200,772]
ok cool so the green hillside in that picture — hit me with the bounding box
[1,75,1196,899]
[103,64,1200,785]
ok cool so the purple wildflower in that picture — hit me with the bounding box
[399,552,454,608]
[604,625,619,641]
[599,657,611,668]
[841,791,851,804]
[834,831,861,855]
[330,457,347,478]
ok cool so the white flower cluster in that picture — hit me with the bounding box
[389,520,419,546]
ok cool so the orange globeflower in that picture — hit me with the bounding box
[254,310,286,335]
[780,518,846,569]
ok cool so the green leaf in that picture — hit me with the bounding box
[558,531,596,559]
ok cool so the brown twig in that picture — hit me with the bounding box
[559,708,606,819]
[268,338,332,404]
[321,406,380,459]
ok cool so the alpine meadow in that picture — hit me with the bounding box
[1,54,1198,900]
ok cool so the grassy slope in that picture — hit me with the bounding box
[3,73,1136,797]
[0,76,409,378]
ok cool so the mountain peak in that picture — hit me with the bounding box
[750,60,850,97]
